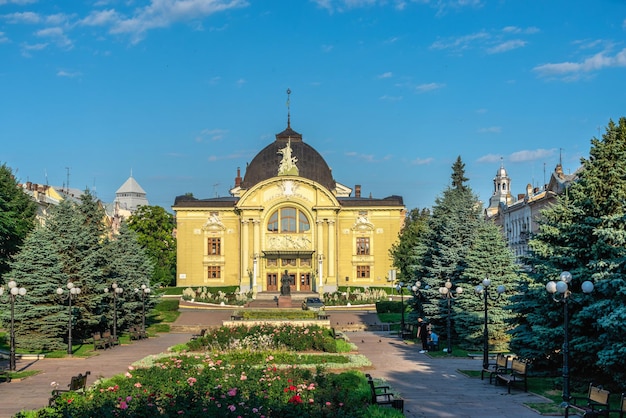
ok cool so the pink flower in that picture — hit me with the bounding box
[228,405,236,412]
[228,388,237,396]
[125,372,133,378]
[119,401,128,410]
[134,382,142,388]
[187,377,197,386]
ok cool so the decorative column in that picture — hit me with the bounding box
[327,219,336,282]
[252,219,261,293]
[316,219,325,292]
[241,220,250,291]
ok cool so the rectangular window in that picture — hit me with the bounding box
[300,258,311,267]
[267,259,278,267]
[208,238,221,255]
[356,265,370,278]
[207,266,221,279]
[356,237,370,255]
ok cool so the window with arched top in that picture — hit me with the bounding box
[267,207,310,233]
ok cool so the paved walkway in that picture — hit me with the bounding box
[0,308,550,418]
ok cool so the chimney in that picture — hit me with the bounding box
[26,181,32,190]
[234,167,242,187]
[355,185,361,198]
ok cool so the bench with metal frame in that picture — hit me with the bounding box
[93,332,110,350]
[102,330,118,347]
[604,392,626,418]
[482,353,511,384]
[191,328,207,340]
[48,371,91,406]
[565,383,610,418]
[496,358,528,393]
[129,326,148,340]
[365,373,404,412]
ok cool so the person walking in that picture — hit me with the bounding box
[417,317,430,353]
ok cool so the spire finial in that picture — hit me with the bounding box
[286,88,291,128]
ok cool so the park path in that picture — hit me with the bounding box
[0,307,549,418]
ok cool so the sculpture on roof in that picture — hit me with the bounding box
[277,138,299,176]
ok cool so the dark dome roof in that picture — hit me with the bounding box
[241,125,336,190]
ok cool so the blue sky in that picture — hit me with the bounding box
[1,1,625,212]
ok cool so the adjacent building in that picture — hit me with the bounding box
[172,118,406,295]
[484,162,578,260]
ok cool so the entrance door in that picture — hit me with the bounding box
[267,273,278,291]
[300,273,311,291]
[289,274,296,293]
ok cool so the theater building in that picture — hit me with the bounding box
[172,117,405,297]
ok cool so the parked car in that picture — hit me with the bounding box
[302,297,325,311]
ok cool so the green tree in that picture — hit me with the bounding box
[511,117,626,387]
[415,157,484,346]
[5,226,67,351]
[102,222,156,332]
[44,197,108,341]
[127,205,176,287]
[0,163,37,284]
[456,220,520,351]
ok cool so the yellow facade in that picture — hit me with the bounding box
[172,123,405,296]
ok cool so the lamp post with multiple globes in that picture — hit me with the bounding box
[439,280,463,354]
[0,280,27,371]
[104,283,123,341]
[546,271,594,405]
[56,282,81,356]
[474,277,505,371]
[135,284,151,333]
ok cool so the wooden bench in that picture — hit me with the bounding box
[605,392,626,418]
[565,383,610,418]
[496,358,528,393]
[331,327,347,341]
[230,314,243,320]
[365,373,404,412]
[93,332,109,350]
[48,371,91,406]
[102,330,118,347]
[191,328,207,340]
[482,353,511,384]
[400,323,416,340]
[316,312,330,320]
[129,326,148,340]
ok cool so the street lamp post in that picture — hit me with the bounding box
[0,280,27,371]
[439,280,463,354]
[475,277,505,372]
[135,284,151,333]
[395,282,406,335]
[546,271,594,405]
[56,282,81,356]
[104,283,123,341]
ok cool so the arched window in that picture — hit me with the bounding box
[267,207,310,233]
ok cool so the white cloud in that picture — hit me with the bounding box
[411,157,433,165]
[108,0,249,42]
[196,128,228,142]
[430,31,489,51]
[345,151,375,162]
[0,31,8,43]
[2,11,41,24]
[502,26,540,35]
[487,39,526,54]
[377,71,392,79]
[533,48,626,78]
[477,153,502,163]
[509,148,556,162]
[321,44,333,53]
[415,82,445,93]
[477,126,501,134]
[379,94,402,102]
[36,26,72,49]
[57,70,82,78]
[80,9,120,27]
[0,0,37,4]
